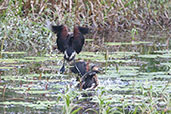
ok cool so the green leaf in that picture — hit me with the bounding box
[71,107,82,114]
[83,108,98,114]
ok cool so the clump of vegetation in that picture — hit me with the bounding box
[59,87,82,114]
[0,0,170,53]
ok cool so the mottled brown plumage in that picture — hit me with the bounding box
[70,61,100,90]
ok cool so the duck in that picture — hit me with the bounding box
[47,21,89,73]
[70,61,100,90]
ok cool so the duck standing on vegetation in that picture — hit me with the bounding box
[70,61,100,90]
[46,21,89,73]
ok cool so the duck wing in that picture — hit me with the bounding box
[72,26,89,54]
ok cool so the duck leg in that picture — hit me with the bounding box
[73,60,83,77]
[60,59,65,74]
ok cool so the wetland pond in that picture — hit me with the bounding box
[0,31,170,114]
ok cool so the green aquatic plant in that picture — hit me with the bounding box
[0,48,170,113]
[1,51,26,55]
[138,84,170,113]
[105,41,152,46]
[84,88,121,114]
[59,87,82,114]
[97,90,117,114]
[130,27,138,41]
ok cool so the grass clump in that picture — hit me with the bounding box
[0,0,170,53]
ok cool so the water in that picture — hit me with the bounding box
[0,31,170,114]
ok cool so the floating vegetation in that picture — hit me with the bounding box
[138,53,171,59]
[0,67,14,70]
[0,59,18,63]
[0,47,170,113]
[1,51,26,55]
[105,41,153,46]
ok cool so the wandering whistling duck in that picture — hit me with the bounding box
[47,21,89,73]
[70,61,100,90]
